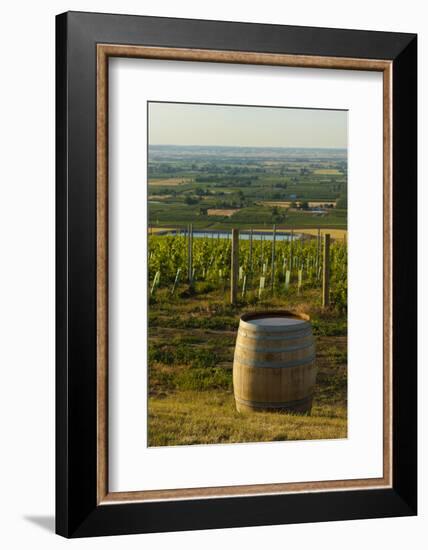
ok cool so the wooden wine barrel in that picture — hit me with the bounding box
[233,311,317,414]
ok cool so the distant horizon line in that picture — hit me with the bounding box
[149,144,347,150]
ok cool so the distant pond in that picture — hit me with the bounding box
[161,229,301,241]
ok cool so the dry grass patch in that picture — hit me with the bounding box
[262,201,292,208]
[148,391,347,446]
[297,228,347,240]
[207,208,240,217]
[149,194,172,200]
[149,177,191,186]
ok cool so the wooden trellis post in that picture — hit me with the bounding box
[248,228,254,290]
[316,227,321,279]
[249,228,253,272]
[322,233,331,308]
[271,224,276,292]
[231,228,239,305]
[188,223,193,285]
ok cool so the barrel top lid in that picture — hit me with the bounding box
[240,310,311,331]
[248,317,305,327]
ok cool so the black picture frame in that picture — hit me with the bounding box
[56,11,417,538]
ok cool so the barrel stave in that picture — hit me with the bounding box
[233,311,317,414]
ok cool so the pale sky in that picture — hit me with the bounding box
[148,102,347,148]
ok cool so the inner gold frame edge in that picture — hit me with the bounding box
[96,44,393,504]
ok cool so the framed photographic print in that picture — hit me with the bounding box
[56,11,417,538]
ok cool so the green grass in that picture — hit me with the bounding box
[149,286,347,336]
[148,286,347,446]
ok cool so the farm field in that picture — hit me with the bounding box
[207,208,240,217]
[148,145,347,231]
